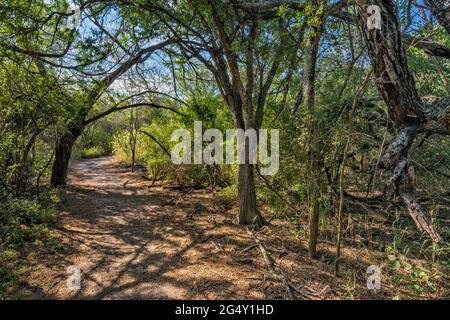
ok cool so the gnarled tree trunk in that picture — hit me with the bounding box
[356,0,445,241]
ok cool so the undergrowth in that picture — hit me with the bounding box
[0,190,61,299]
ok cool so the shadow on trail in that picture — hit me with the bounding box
[47,158,255,299]
[25,157,377,300]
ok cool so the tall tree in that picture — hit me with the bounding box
[138,0,290,225]
[302,0,325,258]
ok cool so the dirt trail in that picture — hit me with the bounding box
[30,157,273,299]
[18,157,449,300]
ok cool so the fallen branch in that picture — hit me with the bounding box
[239,243,258,254]
[245,227,323,300]
[163,183,206,191]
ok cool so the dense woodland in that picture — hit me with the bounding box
[0,0,449,300]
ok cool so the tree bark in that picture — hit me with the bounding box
[238,163,262,225]
[50,127,81,186]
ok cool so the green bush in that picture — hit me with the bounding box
[218,184,238,205]
[0,193,59,299]
[80,146,107,159]
[0,266,19,300]
[0,197,57,246]
[111,130,146,164]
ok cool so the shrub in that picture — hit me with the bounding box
[111,130,145,164]
[80,146,107,159]
[218,184,238,206]
[0,197,57,246]
[0,266,19,300]
[0,193,59,299]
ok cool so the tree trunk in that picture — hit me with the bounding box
[15,132,39,194]
[335,70,373,275]
[131,147,136,172]
[355,0,442,241]
[15,123,51,194]
[130,109,137,173]
[237,162,262,226]
[303,1,323,258]
[50,127,81,186]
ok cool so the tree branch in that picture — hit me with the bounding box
[84,102,180,125]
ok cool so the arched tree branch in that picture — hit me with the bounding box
[84,103,180,125]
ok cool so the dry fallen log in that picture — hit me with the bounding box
[378,125,442,242]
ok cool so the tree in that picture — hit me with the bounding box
[134,0,291,225]
[302,0,324,258]
[2,0,448,243]
[354,0,449,241]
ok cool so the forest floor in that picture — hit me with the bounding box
[5,157,449,299]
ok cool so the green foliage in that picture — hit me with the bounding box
[386,226,449,298]
[0,196,57,246]
[112,129,145,164]
[0,0,449,299]
[0,56,74,196]
[109,95,236,187]
[217,184,238,205]
[77,121,115,157]
[388,253,442,297]
[0,265,22,300]
[80,146,107,159]
[0,192,60,299]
